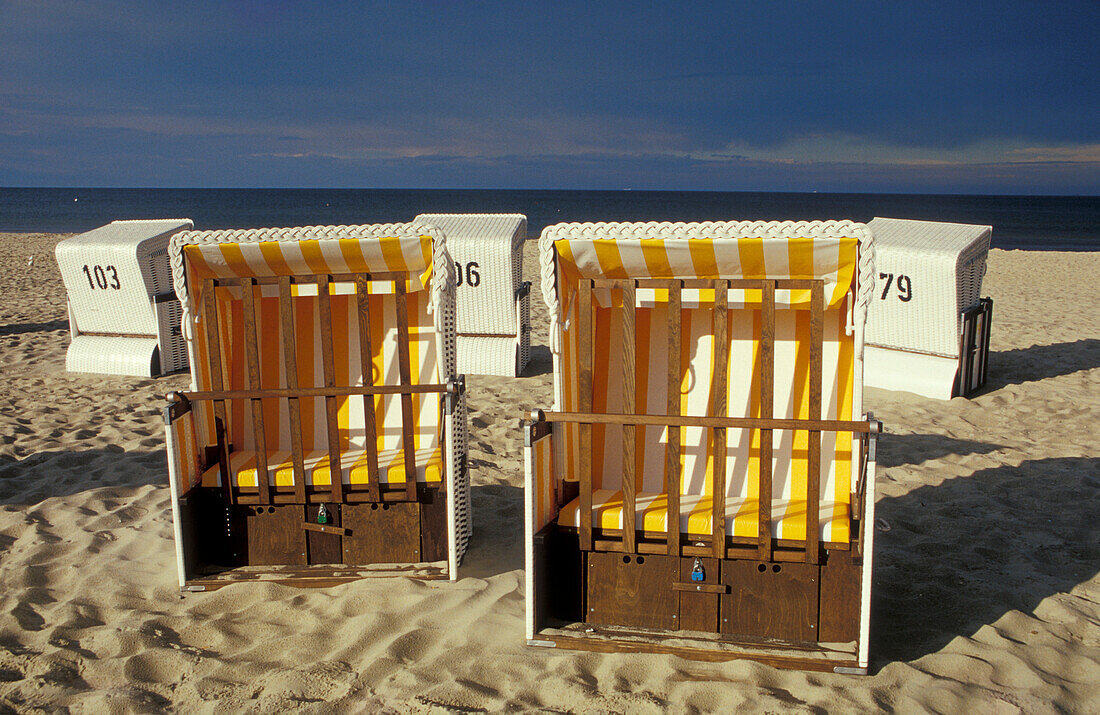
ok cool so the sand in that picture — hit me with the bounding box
[1,233,1098,713]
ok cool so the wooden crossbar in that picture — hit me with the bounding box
[538,412,874,434]
[182,385,449,401]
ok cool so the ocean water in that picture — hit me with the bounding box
[0,187,1097,250]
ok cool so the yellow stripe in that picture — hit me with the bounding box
[733,311,763,538]
[299,240,331,275]
[183,245,218,280]
[371,294,389,460]
[258,242,292,276]
[217,243,252,277]
[259,296,282,448]
[380,236,410,274]
[688,239,720,279]
[787,237,815,306]
[332,293,351,450]
[409,291,422,455]
[783,311,811,540]
[833,306,854,542]
[737,237,766,306]
[639,239,672,278]
[591,306,613,490]
[296,295,317,449]
[634,306,651,493]
[338,238,368,273]
[591,239,628,279]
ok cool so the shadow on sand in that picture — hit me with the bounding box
[872,456,1100,665]
[0,320,69,337]
[983,338,1100,391]
[876,433,1008,469]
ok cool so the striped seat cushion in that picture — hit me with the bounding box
[557,490,850,543]
[200,445,444,488]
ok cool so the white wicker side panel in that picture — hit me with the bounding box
[154,298,188,374]
[453,390,471,564]
[416,214,527,376]
[456,336,519,376]
[65,335,159,376]
[865,218,991,359]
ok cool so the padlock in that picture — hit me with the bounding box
[690,557,705,582]
[318,504,330,525]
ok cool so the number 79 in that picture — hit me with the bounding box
[879,273,912,302]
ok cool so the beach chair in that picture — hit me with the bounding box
[55,219,192,376]
[162,223,470,589]
[864,217,993,399]
[524,221,882,672]
[414,214,531,376]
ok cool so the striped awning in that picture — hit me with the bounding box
[539,222,873,335]
[554,236,857,311]
[183,235,433,286]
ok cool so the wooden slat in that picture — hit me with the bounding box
[620,282,637,554]
[758,280,775,561]
[666,281,681,557]
[182,384,449,401]
[711,281,729,559]
[202,279,234,506]
[540,412,874,434]
[278,277,307,504]
[578,279,594,551]
[240,277,270,505]
[805,281,823,564]
[317,275,344,503]
[355,274,381,503]
[394,281,418,502]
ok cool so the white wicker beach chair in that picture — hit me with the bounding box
[162,222,470,588]
[415,214,530,376]
[864,217,993,399]
[55,219,193,376]
[524,220,881,672]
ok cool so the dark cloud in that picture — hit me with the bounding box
[0,1,1096,192]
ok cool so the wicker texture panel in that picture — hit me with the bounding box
[416,213,528,376]
[55,219,192,376]
[865,218,991,358]
[65,335,159,376]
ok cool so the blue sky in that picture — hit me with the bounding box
[1,1,1097,194]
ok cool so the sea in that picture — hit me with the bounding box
[1,187,1097,250]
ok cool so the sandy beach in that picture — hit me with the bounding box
[1,233,1098,712]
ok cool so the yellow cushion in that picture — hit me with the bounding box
[201,445,444,488]
[557,490,850,543]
